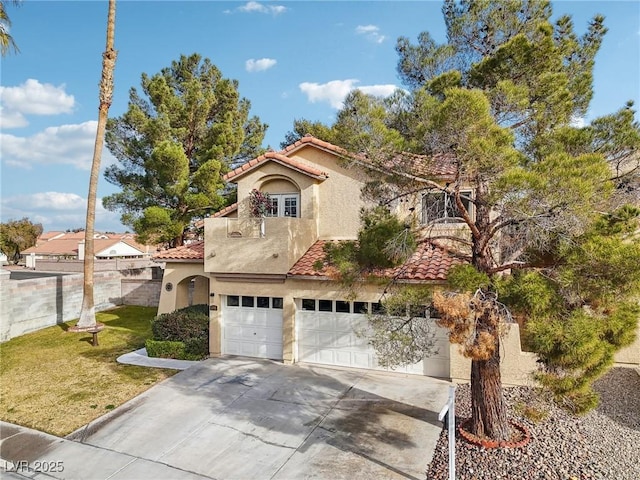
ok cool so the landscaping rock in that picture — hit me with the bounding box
[426,368,640,480]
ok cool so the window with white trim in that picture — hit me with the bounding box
[422,190,473,224]
[266,193,299,218]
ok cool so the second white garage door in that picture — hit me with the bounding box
[297,298,450,377]
[222,295,283,360]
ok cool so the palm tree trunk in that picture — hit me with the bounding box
[76,0,117,329]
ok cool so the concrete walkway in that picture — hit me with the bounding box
[116,347,200,370]
[1,357,450,480]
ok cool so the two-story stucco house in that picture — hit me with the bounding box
[155,136,593,382]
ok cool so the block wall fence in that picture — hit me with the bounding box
[0,269,161,342]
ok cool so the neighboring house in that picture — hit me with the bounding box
[156,135,639,379]
[21,232,154,267]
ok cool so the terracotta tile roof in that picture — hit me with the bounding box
[385,241,464,281]
[38,231,65,241]
[153,241,205,261]
[22,238,79,256]
[193,203,238,229]
[21,237,154,256]
[279,135,353,158]
[288,240,463,282]
[225,135,457,188]
[385,152,458,180]
[281,135,458,180]
[224,152,328,182]
[213,203,238,218]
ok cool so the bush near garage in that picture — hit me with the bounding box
[147,304,209,360]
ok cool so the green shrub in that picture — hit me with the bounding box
[149,304,209,360]
[151,304,209,342]
[184,337,209,358]
[145,339,186,359]
[145,339,207,361]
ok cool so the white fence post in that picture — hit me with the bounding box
[438,384,456,480]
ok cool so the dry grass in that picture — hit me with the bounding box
[0,306,177,436]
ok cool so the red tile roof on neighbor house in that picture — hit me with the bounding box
[22,238,80,256]
[288,240,463,281]
[224,151,329,182]
[153,241,205,261]
[21,236,154,257]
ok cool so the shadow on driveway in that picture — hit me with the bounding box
[69,357,450,479]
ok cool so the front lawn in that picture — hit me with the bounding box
[0,306,177,436]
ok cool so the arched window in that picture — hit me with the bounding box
[260,178,300,218]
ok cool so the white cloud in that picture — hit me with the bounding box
[358,84,398,97]
[0,79,75,125]
[355,24,386,44]
[0,106,28,129]
[237,2,287,15]
[245,58,277,72]
[1,120,116,170]
[300,80,360,109]
[0,193,123,232]
[299,80,398,109]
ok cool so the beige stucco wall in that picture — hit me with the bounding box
[287,146,371,239]
[204,217,317,275]
[614,318,640,365]
[448,323,540,386]
[157,262,208,315]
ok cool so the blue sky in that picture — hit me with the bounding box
[1,1,639,232]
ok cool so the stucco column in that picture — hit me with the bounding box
[282,295,295,364]
[209,292,221,357]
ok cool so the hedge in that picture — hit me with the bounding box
[148,304,209,360]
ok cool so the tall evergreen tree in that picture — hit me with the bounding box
[104,54,267,247]
[309,0,639,441]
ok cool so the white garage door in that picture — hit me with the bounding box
[297,299,450,377]
[222,295,283,360]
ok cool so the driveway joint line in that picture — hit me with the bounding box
[267,377,359,480]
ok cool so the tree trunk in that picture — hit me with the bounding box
[467,183,511,441]
[76,0,117,329]
[469,335,511,441]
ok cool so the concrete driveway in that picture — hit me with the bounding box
[2,357,450,480]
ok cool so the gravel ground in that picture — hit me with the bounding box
[426,367,640,480]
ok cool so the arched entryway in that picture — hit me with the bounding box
[175,275,210,310]
[157,261,210,315]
